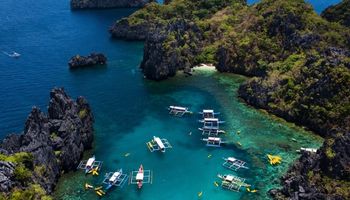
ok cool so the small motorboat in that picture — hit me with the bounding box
[3,51,20,58]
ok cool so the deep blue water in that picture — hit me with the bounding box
[0,0,338,199]
[247,0,340,13]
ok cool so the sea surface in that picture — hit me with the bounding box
[0,0,340,199]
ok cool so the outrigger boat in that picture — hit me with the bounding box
[146,136,172,153]
[296,147,317,154]
[217,174,250,192]
[198,118,225,130]
[202,137,227,147]
[222,157,248,171]
[129,164,152,189]
[199,109,220,118]
[168,106,192,117]
[77,155,103,174]
[102,169,128,190]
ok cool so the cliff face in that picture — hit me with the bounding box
[0,88,94,198]
[321,0,350,27]
[71,0,154,9]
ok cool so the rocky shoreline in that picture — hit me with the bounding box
[71,0,154,9]
[0,88,94,198]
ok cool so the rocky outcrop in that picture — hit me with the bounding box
[0,88,94,196]
[68,53,107,69]
[321,0,350,27]
[269,131,350,200]
[71,0,154,9]
[0,161,15,193]
[109,18,153,40]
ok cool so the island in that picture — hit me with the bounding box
[0,88,94,199]
[68,53,107,69]
[71,0,155,9]
[109,0,350,199]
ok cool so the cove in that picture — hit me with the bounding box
[54,69,323,200]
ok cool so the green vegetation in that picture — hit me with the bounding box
[9,184,52,200]
[307,170,350,199]
[0,152,33,183]
[78,109,87,119]
[321,0,350,27]
[0,152,33,164]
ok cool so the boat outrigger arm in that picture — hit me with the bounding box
[198,118,225,124]
[146,136,172,153]
[102,169,128,190]
[222,157,249,171]
[198,109,220,118]
[198,127,225,136]
[77,156,103,174]
[168,106,191,117]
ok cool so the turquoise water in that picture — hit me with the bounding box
[0,0,337,199]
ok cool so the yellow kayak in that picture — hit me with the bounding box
[85,183,93,190]
[96,190,103,196]
[124,153,130,157]
[267,154,282,165]
[99,190,106,195]
[94,186,103,191]
[214,181,219,187]
[198,191,203,197]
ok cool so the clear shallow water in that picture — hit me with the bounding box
[53,71,323,200]
[0,0,336,199]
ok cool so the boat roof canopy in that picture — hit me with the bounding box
[203,109,214,113]
[109,171,121,182]
[225,175,234,182]
[170,106,187,111]
[86,157,95,167]
[208,137,221,141]
[136,173,144,180]
[204,118,218,122]
[153,136,165,149]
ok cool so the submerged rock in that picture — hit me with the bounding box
[0,88,94,196]
[68,53,107,69]
[71,0,154,9]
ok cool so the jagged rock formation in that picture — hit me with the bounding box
[0,88,94,198]
[68,53,107,68]
[71,0,155,9]
[322,0,350,27]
